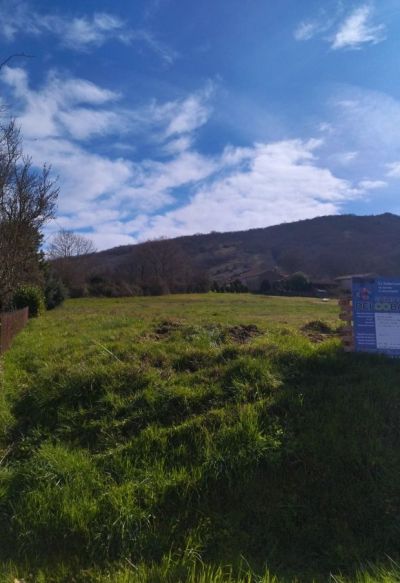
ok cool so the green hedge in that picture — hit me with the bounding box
[13,285,45,317]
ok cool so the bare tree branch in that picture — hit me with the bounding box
[0,53,34,71]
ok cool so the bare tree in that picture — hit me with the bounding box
[48,229,96,295]
[48,229,96,259]
[0,119,59,309]
[121,238,195,295]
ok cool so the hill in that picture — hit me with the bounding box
[1,295,400,581]
[72,213,400,294]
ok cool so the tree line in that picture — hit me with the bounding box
[49,237,211,298]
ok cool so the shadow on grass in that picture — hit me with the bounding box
[1,340,400,579]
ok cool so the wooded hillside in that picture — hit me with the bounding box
[63,213,400,295]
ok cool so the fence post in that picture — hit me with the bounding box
[338,297,354,352]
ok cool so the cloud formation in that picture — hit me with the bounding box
[332,5,386,50]
[136,139,361,240]
[295,3,386,50]
[0,67,369,250]
[0,0,177,62]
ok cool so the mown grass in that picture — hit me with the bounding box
[0,294,399,582]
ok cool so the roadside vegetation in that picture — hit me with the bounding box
[0,294,399,582]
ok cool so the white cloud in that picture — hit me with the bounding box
[1,67,120,140]
[319,122,336,134]
[294,21,319,41]
[58,109,123,141]
[0,0,177,61]
[163,136,193,155]
[1,67,371,251]
[358,179,387,190]
[331,151,359,166]
[332,5,386,49]
[145,83,214,144]
[165,93,211,138]
[332,87,400,158]
[386,162,400,178]
[295,4,386,50]
[127,30,178,65]
[57,13,125,50]
[0,1,126,48]
[1,68,221,247]
[1,66,213,145]
[294,16,334,42]
[134,140,361,241]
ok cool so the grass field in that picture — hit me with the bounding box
[0,294,400,583]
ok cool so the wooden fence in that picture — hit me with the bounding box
[0,307,29,354]
[339,297,354,352]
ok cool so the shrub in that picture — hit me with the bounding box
[13,285,45,317]
[44,270,68,310]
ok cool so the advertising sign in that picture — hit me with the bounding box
[352,278,400,356]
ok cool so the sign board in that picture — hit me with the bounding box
[352,277,400,356]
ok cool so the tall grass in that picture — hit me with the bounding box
[0,295,399,582]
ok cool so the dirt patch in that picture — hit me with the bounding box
[301,320,336,343]
[227,324,261,343]
[154,319,183,336]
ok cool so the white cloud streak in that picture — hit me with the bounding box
[358,180,387,190]
[0,0,177,62]
[295,3,386,50]
[332,5,386,50]
[131,139,361,241]
[386,162,400,178]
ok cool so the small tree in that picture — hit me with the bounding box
[286,272,310,293]
[48,229,96,294]
[0,120,58,309]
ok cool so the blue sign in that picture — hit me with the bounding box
[352,278,400,356]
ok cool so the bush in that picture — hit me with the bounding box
[286,271,310,292]
[13,285,45,317]
[44,269,68,310]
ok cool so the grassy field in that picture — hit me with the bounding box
[0,294,400,582]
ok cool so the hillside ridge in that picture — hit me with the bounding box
[86,213,400,288]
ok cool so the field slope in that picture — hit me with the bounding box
[0,295,399,582]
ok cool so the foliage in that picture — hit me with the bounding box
[87,275,142,298]
[0,294,399,582]
[259,279,271,294]
[51,237,211,298]
[44,266,68,310]
[212,279,249,293]
[285,271,310,292]
[12,284,45,317]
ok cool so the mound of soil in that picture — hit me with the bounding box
[227,324,261,343]
[301,320,336,343]
[154,319,183,336]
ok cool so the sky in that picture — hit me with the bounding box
[0,0,400,249]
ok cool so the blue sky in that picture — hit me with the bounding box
[1,0,400,249]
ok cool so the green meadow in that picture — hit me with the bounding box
[0,294,399,582]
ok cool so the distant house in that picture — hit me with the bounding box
[335,273,378,293]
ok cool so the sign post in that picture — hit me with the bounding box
[351,277,400,356]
